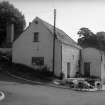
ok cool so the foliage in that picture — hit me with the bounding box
[4,63,54,81]
[96,31,105,51]
[75,71,82,78]
[0,1,26,45]
[77,27,105,51]
[41,66,53,77]
[77,27,94,38]
[60,72,65,80]
[96,31,105,41]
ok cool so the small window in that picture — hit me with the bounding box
[35,20,38,24]
[33,32,39,42]
[32,57,44,65]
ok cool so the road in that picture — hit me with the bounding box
[0,81,105,105]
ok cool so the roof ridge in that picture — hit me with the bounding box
[36,17,75,38]
[33,17,80,49]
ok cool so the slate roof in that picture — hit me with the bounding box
[34,17,81,49]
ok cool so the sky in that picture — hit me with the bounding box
[1,0,105,41]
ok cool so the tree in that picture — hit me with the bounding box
[96,31,105,51]
[96,32,105,41]
[77,28,105,51]
[77,27,97,48]
[0,1,26,46]
[77,27,100,49]
[77,27,94,38]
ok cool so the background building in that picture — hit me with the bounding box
[81,47,105,81]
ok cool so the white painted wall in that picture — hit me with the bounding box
[62,44,80,78]
[13,18,54,71]
[81,48,101,78]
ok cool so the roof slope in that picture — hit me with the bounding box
[34,17,81,49]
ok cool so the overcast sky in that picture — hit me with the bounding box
[1,0,105,41]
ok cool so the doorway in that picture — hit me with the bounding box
[67,62,71,78]
[84,62,90,77]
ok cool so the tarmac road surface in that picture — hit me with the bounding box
[0,81,105,105]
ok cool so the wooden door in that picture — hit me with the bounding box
[67,62,70,78]
[84,62,90,77]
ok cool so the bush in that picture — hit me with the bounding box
[75,71,83,78]
[6,63,55,81]
[41,66,53,77]
[60,72,65,80]
[11,63,35,73]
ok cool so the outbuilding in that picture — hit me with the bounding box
[81,47,105,81]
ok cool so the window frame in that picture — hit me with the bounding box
[33,32,39,42]
[35,20,38,24]
[32,57,44,66]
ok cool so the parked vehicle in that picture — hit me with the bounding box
[77,80,93,89]
[53,78,103,91]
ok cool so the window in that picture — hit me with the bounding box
[32,57,44,65]
[35,20,38,24]
[33,32,39,42]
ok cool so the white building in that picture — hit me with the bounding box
[81,47,105,81]
[12,17,81,78]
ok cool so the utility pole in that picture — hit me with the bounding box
[53,9,56,75]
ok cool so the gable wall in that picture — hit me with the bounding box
[62,44,80,78]
[81,48,101,78]
[12,19,55,71]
